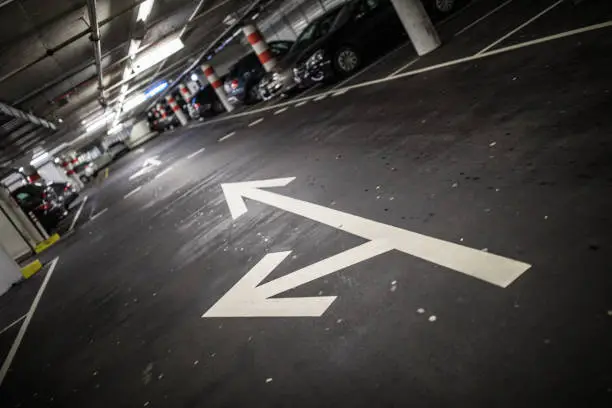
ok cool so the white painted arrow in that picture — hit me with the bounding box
[204,178,531,318]
[129,156,162,180]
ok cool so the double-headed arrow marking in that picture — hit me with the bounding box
[203,177,531,318]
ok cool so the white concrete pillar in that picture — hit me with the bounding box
[0,243,22,296]
[0,187,45,245]
[165,95,188,126]
[389,0,441,56]
[243,25,277,72]
[201,64,234,113]
[178,83,192,103]
[156,103,168,119]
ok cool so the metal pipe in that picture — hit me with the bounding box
[0,0,152,85]
[86,0,104,95]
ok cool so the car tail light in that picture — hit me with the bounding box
[194,103,200,109]
[230,80,239,89]
[37,203,50,211]
[64,184,71,192]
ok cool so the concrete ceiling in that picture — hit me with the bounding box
[0,0,268,164]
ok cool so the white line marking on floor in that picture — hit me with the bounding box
[187,147,206,159]
[155,166,174,179]
[388,56,420,78]
[455,0,514,37]
[218,131,235,142]
[192,20,612,125]
[0,257,59,387]
[313,94,328,102]
[90,208,108,220]
[295,101,308,108]
[274,107,288,115]
[332,89,348,97]
[335,42,411,87]
[0,315,26,337]
[68,195,88,231]
[296,83,322,98]
[248,118,264,127]
[477,0,563,55]
[123,186,142,199]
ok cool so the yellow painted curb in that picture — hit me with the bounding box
[34,233,61,254]
[21,260,42,279]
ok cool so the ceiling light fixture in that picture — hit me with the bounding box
[137,0,155,22]
[132,36,184,74]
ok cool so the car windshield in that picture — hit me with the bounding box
[291,7,343,52]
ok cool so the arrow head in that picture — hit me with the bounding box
[203,250,337,318]
[221,177,296,219]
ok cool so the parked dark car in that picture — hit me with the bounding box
[259,0,460,99]
[48,182,79,210]
[190,84,226,118]
[223,40,293,105]
[12,184,69,232]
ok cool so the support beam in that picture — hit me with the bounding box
[389,0,440,56]
[201,64,233,113]
[0,102,57,130]
[86,0,105,99]
[243,25,277,72]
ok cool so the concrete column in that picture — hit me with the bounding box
[200,64,234,113]
[165,95,188,126]
[156,103,168,119]
[0,187,45,245]
[389,0,441,56]
[0,243,21,296]
[243,25,277,72]
[178,83,192,103]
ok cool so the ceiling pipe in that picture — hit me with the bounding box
[0,0,153,85]
[86,0,105,103]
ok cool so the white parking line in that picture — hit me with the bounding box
[335,42,412,86]
[295,100,308,108]
[248,118,264,127]
[332,89,348,97]
[313,94,328,102]
[155,166,174,179]
[0,315,26,337]
[274,107,288,115]
[68,195,88,231]
[388,56,420,78]
[123,186,142,199]
[218,131,236,142]
[90,208,108,220]
[454,0,514,37]
[0,257,59,387]
[477,0,563,55]
[187,147,206,159]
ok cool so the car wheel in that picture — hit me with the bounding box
[433,0,455,13]
[334,46,360,76]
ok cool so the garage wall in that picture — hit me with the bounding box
[0,205,31,261]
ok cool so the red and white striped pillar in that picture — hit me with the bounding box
[242,25,277,73]
[165,95,188,126]
[200,64,234,113]
[178,83,192,103]
[156,103,167,119]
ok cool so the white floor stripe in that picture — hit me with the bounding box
[477,0,563,55]
[155,166,174,179]
[332,89,348,97]
[455,0,514,37]
[187,147,206,159]
[388,56,420,78]
[0,257,59,388]
[248,118,264,127]
[0,315,26,337]
[295,101,308,108]
[68,195,88,231]
[123,186,142,199]
[90,208,108,220]
[274,107,288,115]
[218,131,235,142]
[313,94,328,102]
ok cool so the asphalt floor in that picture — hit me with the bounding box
[1,0,612,406]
